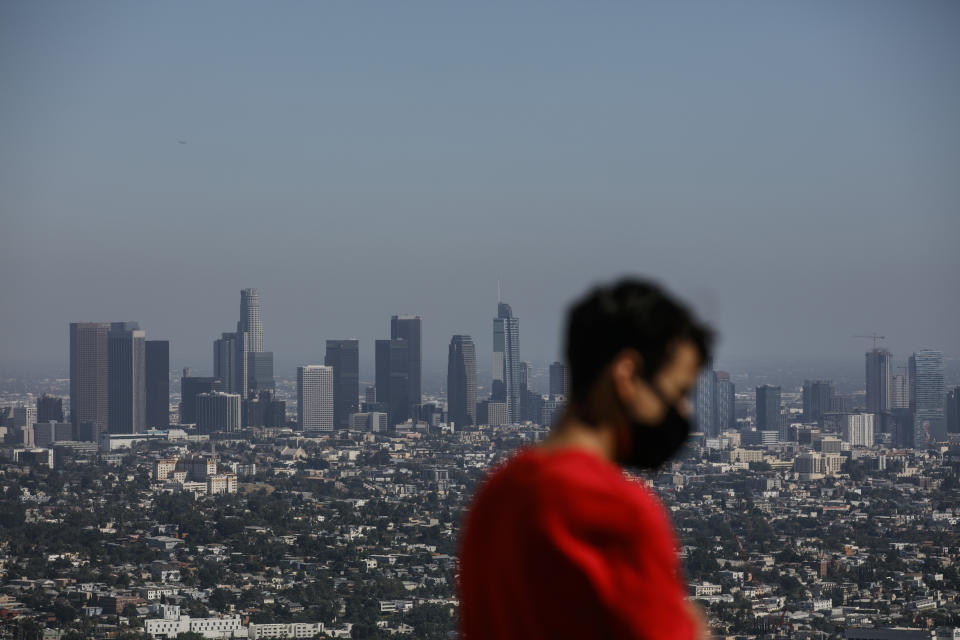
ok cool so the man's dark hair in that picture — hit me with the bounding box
[564,278,714,404]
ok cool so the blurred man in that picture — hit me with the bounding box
[460,279,713,639]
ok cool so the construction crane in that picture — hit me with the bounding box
[853,333,885,350]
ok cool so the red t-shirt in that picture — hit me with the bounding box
[459,447,696,640]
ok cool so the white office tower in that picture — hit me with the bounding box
[842,413,875,447]
[298,365,334,432]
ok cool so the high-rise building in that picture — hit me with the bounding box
[36,394,64,423]
[70,322,110,438]
[802,380,833,424]
[695,369,717,436]
[493,302,521,423]
[213,333,238,394]
[447,335,477,428]
[842,413,876,447]
[865,348,892,413]
[909,349,946,447]
[756,385,781,431]
[890,374,909,409]
[108,322,146,434]
[247,352,275,394]
[239,288,263,352]
[715,371,735,431]
[145,340,170,429]
[549,362,569,399]
[234,330,250,399]
[325,340,360,429]
[196,391,242,434]
[375,339,409,426]
[298,365,334,433]
[947,386,960,434]
[391,315,422,413]
[180,374,222,425]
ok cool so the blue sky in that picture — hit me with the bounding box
[1,1,958,376]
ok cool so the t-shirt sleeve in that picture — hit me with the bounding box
[541,482,698,640]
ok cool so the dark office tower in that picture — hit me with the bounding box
[36,394,64,423]
[108,322,146,434]
[802,379,833,424]
[234,329,250,399]
[909,349,946,447]
[947,387,960,434]
[715,371,735,431]
[447,335,477,427]
[70,323,110,438]
[391,315,422,410]
[493,302,521,423]
[756,385,781,431]
[325,339,360,429]
[549,362,569,399]
[695,369,718,436]
[145,340,170,429]
[375,339,409,425]
[214,333,237,394]
[180,375,221,424]
[248,352,275,394]
[239,288,263,352]
[865,348,892,413]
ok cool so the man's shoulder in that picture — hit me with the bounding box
[475,447,660,528]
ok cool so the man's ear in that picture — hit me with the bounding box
[610,349,643,405]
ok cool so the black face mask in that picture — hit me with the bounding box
[619,382,691,471]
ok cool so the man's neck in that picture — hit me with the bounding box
[541,410,620,463]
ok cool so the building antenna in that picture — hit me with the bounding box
[497,279,501,303]
[853,333,886,350]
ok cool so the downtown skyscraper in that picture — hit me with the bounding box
[213,288,272,399]
[391,315,422,412]
[298,365,334,433]
[802,379,833,425]
[70,322,110,438]
[107,322,146,434]
[145,340,170,429]
[909,349,946,448]
[375,338,409,426]
[492,302,521,423]
[756,384,782,432]
[447,335,477,428]
[325,339,360,429]
[865,347,892,413]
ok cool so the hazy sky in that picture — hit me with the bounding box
[1,1,958,378]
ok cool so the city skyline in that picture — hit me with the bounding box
[2,3,959,375]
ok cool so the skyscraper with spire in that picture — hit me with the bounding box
[493,297,521,424]
[214,288,272,399]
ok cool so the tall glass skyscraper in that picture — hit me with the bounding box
[716,371,736,431]
[390,315,422,412]
[375,338,409,426]
[493,302,520,423]
[865,348,892,413]
[240,288,263,352]
[447,335,477,427]
[756,384,781,432]
[695,369,717,437]
[145,340,170,429]
[108,322,146,434]
[909,349,945,448]
[802,379,833,425]
[325,339,360,429]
